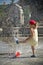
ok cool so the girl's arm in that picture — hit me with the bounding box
[30,28,35,37]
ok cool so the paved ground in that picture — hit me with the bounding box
[0,37,43,65]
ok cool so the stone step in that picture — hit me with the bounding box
[39,23,43,26]
[0,26,43,37]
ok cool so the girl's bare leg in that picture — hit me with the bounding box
[31,46,35,55]
[31,46,36,57]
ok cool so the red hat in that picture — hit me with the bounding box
[29,20,36,25]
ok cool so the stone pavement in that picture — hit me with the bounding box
[0,37,43,65]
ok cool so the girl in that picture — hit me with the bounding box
[29,20,38,57]
[19,20,38,57]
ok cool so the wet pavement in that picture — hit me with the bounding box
[0,37,43,65]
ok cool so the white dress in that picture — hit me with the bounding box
[29,28,38,47]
